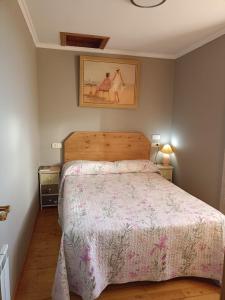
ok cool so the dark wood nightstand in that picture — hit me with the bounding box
[38,166,61,210]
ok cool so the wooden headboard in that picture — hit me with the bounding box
[64,131,150,162]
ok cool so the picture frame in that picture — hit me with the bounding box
[79,55,140,109]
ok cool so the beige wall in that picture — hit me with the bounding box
[172,36,225,209]
[38,49,175,165]
[0,0,40,295]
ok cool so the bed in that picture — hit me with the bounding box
[52,131,225,300]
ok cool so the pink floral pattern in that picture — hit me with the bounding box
[52,161,225,300]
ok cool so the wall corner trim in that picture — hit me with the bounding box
[17,0,39,45]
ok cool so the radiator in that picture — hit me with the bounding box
[0,245,10,300]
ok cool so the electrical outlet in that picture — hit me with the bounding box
[51,143,62,149]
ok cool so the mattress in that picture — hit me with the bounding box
[52,161,225,300]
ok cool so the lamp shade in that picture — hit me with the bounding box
[160,144,173,154]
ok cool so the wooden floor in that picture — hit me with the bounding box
[15,208,221,300]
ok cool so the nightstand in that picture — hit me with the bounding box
[38,166,61,210]
[157,164,173,182]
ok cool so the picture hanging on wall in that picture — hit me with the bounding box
[79,55,140,109]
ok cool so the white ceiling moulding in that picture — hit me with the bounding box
[17,0,39,45]
[36,42,177,59]
[18,0,225,60]
[17,0,175,59]
[176,27,225,58]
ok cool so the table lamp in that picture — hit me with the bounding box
[160,144,173,166]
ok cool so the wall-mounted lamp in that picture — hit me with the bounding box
[151,134,161,164]
[160,144,173,166]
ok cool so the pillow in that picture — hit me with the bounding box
[62,160,114,176]
[62,160,158,176]
[114,160,158,174]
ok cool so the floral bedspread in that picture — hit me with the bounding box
[52,165,225,300]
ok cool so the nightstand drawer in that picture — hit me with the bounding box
[39,166,61,209]
[42,195,58,206]
[41,184,58,195]
[40,173,59,185]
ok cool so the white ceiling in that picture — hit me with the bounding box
[19,0,225,58]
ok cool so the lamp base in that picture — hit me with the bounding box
[162,154,170,166]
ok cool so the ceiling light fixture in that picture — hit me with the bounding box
[130,0,167,8]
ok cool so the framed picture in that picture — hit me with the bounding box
[79,56,140,109]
